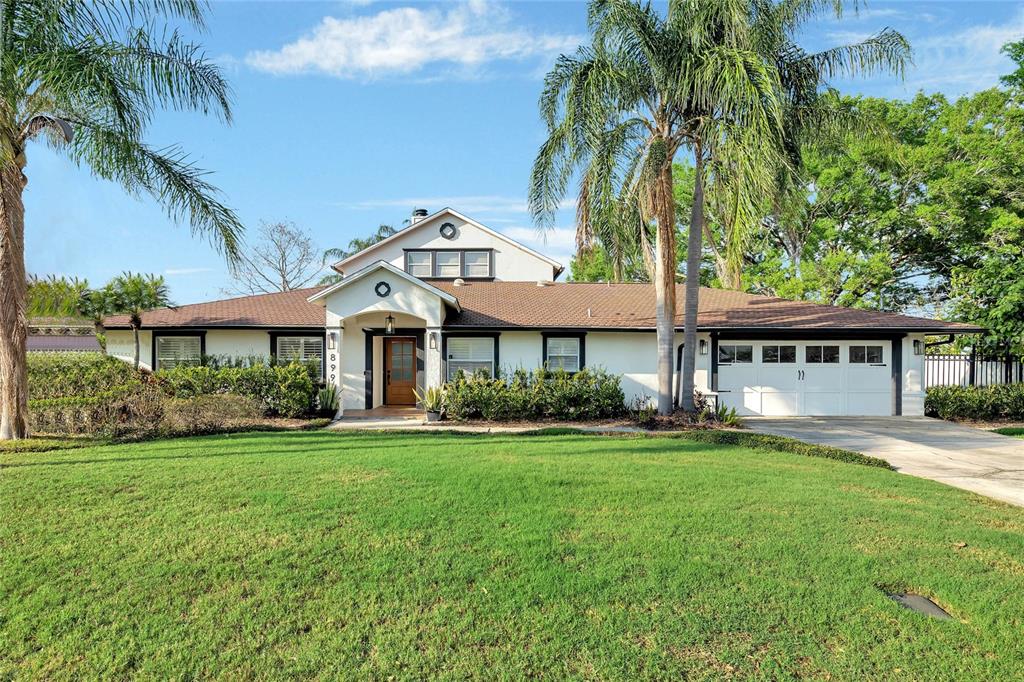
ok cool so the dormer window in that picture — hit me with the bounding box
[435,251,461,277]
[404,249,494,279]
[464,251,490,277]
[407,252,432,278]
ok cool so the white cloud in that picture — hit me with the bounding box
[165,267,215,276]
[246,1,581,80]
[903,12,1024,94]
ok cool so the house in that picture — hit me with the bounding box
[103,207,980,417]
[28,317,103,353]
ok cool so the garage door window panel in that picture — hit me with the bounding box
[719,345,752,364]
[806,345,840,364]
[850,345,884,364]
[762,345,796,363]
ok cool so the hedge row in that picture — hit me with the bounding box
[29,385,274,439]
[28,352,140,400]
[154,363,316,418]
[442,367,626,421]
[925,384,1024,421]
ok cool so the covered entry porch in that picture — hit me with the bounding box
[307,261,458,416]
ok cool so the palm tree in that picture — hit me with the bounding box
[110,273,171,370]
[76,285,117,351]
[0,1,242,439]
[531,0,784,415]
[530,0,908,414]
[319,223,401,285]
[26,274,88,318]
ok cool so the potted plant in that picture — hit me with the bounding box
[414,386,445,422]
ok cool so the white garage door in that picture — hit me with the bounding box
[717,341,892,416]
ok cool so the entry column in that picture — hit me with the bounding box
[424,327,443,390]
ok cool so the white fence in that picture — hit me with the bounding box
[925,353,1024,388]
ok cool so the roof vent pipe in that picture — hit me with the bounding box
[536,280,553,287]
[411,208,428,223]
[453,278,467,287]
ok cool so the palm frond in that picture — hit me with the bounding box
[67,118,243,262]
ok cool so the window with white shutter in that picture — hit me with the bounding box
[545,337,581,372]
[155,335,202,370]
[276,336,324,375]
[446,337,495,380]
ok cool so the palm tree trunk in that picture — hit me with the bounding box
[132,326,140,370]
[654,162,677,416]
[93,321,107,352]
[0,163,29,440]
[680,146,705,413]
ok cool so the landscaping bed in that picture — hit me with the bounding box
[2,430,1021,679]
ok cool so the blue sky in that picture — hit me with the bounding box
[25,0,1024,303]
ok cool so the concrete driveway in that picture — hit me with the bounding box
[745,417,1024,506]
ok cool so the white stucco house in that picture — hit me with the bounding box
[104,207,980,417]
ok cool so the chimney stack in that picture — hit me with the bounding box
[411,208,428,224]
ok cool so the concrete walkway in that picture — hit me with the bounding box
[745,417,1024,506]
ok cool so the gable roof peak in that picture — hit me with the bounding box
[330,207,564,277]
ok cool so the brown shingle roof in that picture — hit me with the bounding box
[103,287,327,329]
[104,281,981,333]
[432,282,981,333]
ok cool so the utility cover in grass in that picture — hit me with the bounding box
[888,593,952,620]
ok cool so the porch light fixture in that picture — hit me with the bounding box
[428,332,438,350]
[699,339,709,355]
[384,314,396,336]
[913,339,923,356]
[327,332,337,350]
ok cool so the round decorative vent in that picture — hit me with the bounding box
[374,281,391,298]
[439,222,457,240]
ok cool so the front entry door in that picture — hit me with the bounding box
[384,337,416,405]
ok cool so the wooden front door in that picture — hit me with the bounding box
[384,337,416,405]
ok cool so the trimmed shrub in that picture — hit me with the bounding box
[28,352,142,400]
[29,383,165,438]
[161,394,263,436]
[925,384,1024,421]
[443,367,626,421]
[155,362,315,418]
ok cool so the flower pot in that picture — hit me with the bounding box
[425,410,441,422]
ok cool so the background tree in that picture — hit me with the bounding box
[731,67,1024,353]
[319,223,400,285]
[110,273,172,370]
[0,0,241,439]
[227,220,324,295]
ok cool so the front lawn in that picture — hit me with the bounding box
[2,431,1022,679]
[994,426,1024,438]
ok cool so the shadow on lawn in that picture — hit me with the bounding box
[0,430,667,470]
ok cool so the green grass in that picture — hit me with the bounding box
[2,431,1022,680]
[993,427,1024,438]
